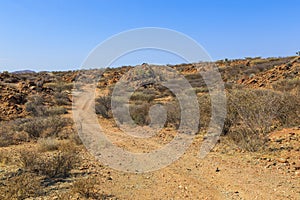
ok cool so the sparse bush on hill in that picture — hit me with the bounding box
[226,89,300,151]
[129,102,151,125]
[14,116,70,138]
[25,95,46,116]
[71,177,102,199]
[20,145,79,178]
[56,176,116,200]
[54,91,71,105]
[0,172,43,200]
[26,94,68,116]
[130,91,156,102]
[95,95,112,118]
[46,106,68,116]
[0,122,14,147]
[38,137,59,152]
[0,121,30,147]
[165,102,181,129]
[44,81,73,93]
[272,78,300,94]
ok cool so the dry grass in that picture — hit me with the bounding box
[38,137,59,152]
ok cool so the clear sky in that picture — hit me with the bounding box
[0,0,299,72]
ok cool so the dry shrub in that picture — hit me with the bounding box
[26,94,67,117]
[198,94,211,130]
[15,116,70,138]
[54,92,71,106]
[25,95,46,116]
[0,121,29,147]
[46,106,68,116]
[56,177,116,200]
[165,101,181,129]
[68,131,83,146]
[44,81,73,93]
[130,91,155,102]
[0,172,43,200]
[95,95,112,119]
[71,177,102,199]
[0,150,10,165]
[58,139,80,153]
[0,122,14,147]
[38,137,59,152]
[274,92,300,127]
[20,145,79,178]
[272,78,300,94]
[226,89,300,151]
[129,102,150,125]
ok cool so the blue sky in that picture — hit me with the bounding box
[0,0,299,72]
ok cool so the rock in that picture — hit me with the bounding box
[276,158,287,163]
[275,138,284,143]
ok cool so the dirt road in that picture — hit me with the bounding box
[73,87,300,200]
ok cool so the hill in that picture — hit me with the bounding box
[0,56,299,199]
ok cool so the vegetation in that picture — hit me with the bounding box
[0,56,299,198]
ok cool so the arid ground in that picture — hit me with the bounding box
[0,56,299,199]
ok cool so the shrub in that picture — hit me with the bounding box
[0,172,43,200]
[198,95,211,130]
[54,92,71,105]
[274,92,300,127]
[0,123,14,147]
[95,95,112,118]
[20,147,78,178]
[44,82,73,93]
[129,102,150,125]
[56,176,116,200]
[226,89,300,151]
[46,106,68,116]
[272,78,300,94]
[38,137,59,152]
[26,94,68,116]
[25,95,46,116]
[68,131,83,146]
[130,91,156,102]
[165,102,181,129]
[17,116,70,138]
[72,177,101,199]
[39,152,78,178]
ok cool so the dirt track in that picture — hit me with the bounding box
[73,87,300,200]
